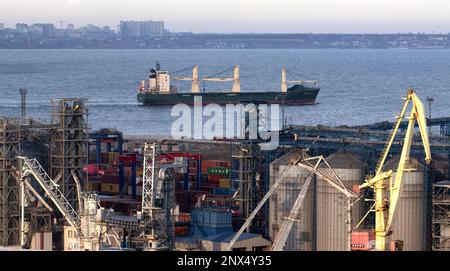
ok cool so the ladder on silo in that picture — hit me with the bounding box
[18,157,82,236]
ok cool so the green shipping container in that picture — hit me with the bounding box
[207,167,230,176]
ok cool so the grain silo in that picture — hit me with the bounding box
[269,148,314,251]
[383,157,426,251]
[316,150,364,251]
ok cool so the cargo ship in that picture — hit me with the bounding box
[137,63,320,106]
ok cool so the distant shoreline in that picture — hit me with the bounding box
[1,47,448,50]
[1,33,448,50]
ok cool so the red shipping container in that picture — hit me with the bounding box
[351,231,375,251]
[84,164,100,175]
[201,160,231,174]
[207,174,221,184]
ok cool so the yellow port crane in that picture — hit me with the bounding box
[357,89,431,251]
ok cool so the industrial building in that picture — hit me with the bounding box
[0,89,450,251]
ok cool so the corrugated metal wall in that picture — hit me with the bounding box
[269,149,314,251]
[316,151,364,251]
[383,157,425,251]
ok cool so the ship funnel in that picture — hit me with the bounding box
[232,65,241,93]
[281,68,287,93]
[192,65,200,93]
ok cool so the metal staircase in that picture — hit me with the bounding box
[17,157,82,236]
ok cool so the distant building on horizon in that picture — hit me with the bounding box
[16,23,28,33]
[0,23,4,30]
[119,20,165,38]
[30,24,55,38]
[15,23,55,37]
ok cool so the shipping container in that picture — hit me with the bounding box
[213,188,232,196]
[351,231,375,251]
[86,181,100,192]
[175,226,189,236]
[206,174,221,184]
[207,167,230,176]
[201,160,231,174]
[84,164,100,175]
[101,183,120,194]
[177,213,191,222]
[219,178,231,189]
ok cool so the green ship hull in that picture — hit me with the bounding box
[137,85,320,106]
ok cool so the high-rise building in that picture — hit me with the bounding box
[152,21,165,35]
[119,20,165,38]
[30,24,55,38]
[16,23,28,34]
[0,23,4,30]
[67,24,75,31]
[119,21,141,38]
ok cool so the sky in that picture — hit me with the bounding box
[1,0,450,33]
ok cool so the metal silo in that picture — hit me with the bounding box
[269,149,314,251]
[316,150,364,251]
[383,157,425,251]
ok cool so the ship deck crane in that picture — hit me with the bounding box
[281,68,318,93]
[225,151,359,251]
[173,65,240,93]
[356,89,431,251]
[201,65,241,93]
[173,65,200,93]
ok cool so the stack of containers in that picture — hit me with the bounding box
[202,160,231,184]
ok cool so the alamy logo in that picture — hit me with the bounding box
[171,96,280,150]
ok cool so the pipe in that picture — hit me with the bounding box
[197,156,202,191]
[96,139,101,164]
[119,161,125,198]
[20,179,25,247]
[132,161,137,200]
